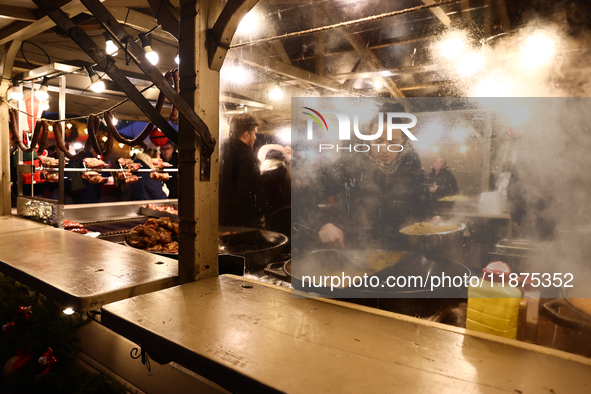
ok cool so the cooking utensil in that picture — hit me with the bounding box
[399,223,466,255]
[290,249,470,317]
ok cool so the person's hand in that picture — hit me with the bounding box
[430,216,442,225]
[429,185,438,193]
[319,223,344,249]
[513,222,523,233]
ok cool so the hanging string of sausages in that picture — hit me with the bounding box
[8,69,180,158]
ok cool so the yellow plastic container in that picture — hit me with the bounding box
[466,261,522,339]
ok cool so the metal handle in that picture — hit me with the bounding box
[542,299,591,332]
[264,262,288,279]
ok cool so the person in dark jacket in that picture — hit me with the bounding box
[219,113,262,228]
[427,156,459,200]
[506,164,556,240]
[260,149,291,235]
[316,103,434,250]
[130,149,167,201]
[159,140,178,199]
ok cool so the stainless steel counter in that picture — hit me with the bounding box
[101,275,591,394]
[0,215,178,311]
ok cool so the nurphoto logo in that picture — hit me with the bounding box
[301,107,418,153]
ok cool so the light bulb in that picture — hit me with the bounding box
[39,100,50,111]
[63,308,75,315]
[86,65,105,93]
[11,84,23,101]
[66,122,73,129]
[175,54,180,64]
[269,85,283,100]
[73,142,83,150]
[145,48,159,65]
[118,143,125,148]
[101,136,108,142]
[139,33,159,65]
[35,77,49,101]
[90,80,105,93]
[104,32,118,55]
[111,116,118,125]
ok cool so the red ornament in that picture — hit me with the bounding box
[149,128,168,146]
[17,306,32,319]
[2,322,15,333]
[38,348,58,374]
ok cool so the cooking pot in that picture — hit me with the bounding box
[289,249,470,317]
[541,278,591,357]
[218,226,288,270]
[399,223,466,256]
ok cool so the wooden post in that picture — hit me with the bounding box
[0,40,21,215]
[177,0,221,284]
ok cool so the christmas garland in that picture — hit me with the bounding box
[0,275,125,393]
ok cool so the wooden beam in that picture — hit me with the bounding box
[177,0,221,283]
[147,0,180,40]
[496,0,511,32]
[0,6,38,22]
[0,40,21,215]
[0,1,87,47]
[318,5,406,98]
[235,54,355,95]
[82,7,178,43]
[421,0,452,27]
[460,0,472,25]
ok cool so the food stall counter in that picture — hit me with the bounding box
[0,216,178,311]
[101,275,591,394]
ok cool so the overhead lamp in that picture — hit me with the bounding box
[66,122,73,129]
[175,48,180,65]
[35,77,49,101]
[11,83,23,101]
[111,116,118,126]
[85,65,105,93]
[269,84,283,101]
[118,143,125,148]
[104,32,118,55]
[139,33,159,65]
[63,308,75,315]
[39,100,50,111]
[101,136,108,142]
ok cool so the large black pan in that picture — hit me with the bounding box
[542,278,591,332]
[290,249,470,317]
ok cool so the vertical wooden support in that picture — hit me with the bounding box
[0,40,21,215]
[178,0,221,284]
[481,113,492,193]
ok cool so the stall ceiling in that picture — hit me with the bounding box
[1,0,591,126]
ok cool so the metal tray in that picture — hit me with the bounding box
[139,205,179,222]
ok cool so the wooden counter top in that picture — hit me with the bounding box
[0,216,178,311]
[101,275,591,394]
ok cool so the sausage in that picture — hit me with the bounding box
[37,121,49,153]
[53,121,88,161]
[9,108,44,153]
[86,115,103,156]
[104,111,155,147]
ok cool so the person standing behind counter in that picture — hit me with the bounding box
[130,148,167,201]
[219,113,263,228]
[159,140,178,199]
[427,156,459,200]
[316,102,434,250]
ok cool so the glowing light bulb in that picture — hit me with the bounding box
[35,78,49,101]
[145,48,159,65]
[101,136,108,142]
[431,146,440,153]
[520,31,556,68]
[63,308,75,315]
[90,80,105,93]
[66,122,73,129]
[459,146,468,153]
[111,116,118,126]
[48,125,54,132]
[84,128,88,134]
[119,143,125,148]
[73,142,83,150]
[175,55,180,64]
[11,84,23,101]
[269,85,283,100]
[39,101,50,111]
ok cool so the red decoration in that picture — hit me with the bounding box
[149,128,168,146]
[17,306,32,319]
[2,322,15,333]
[38,348,58,374]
